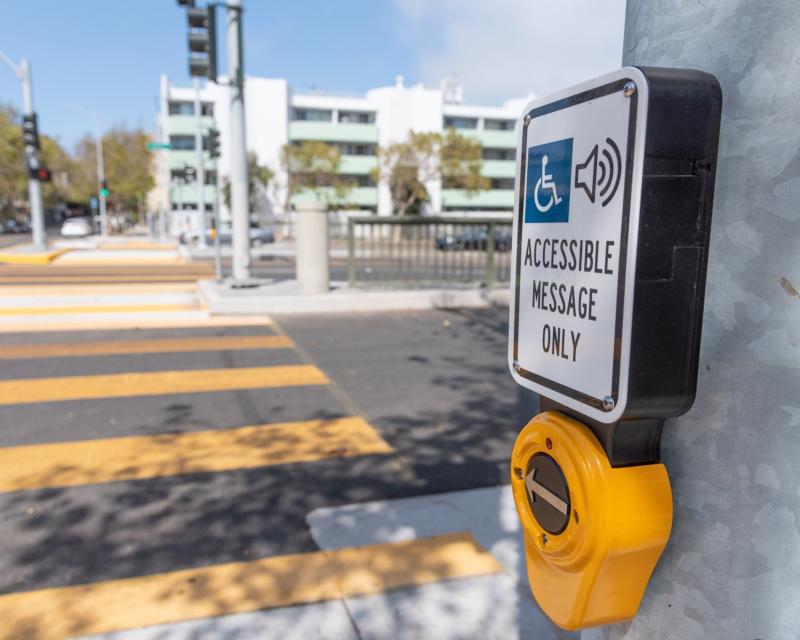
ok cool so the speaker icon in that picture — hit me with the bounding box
[574,138,622,207]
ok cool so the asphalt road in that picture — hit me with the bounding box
[0,305,536,602]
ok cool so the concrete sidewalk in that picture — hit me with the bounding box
[199,279,510,315]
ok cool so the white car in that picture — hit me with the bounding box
[61,217,92,238]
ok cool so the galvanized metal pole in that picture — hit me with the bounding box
[227,0,251,282]
[587,2,800,639]
[19,60,46,251]
[94,116,108,238]
[193,78,207,249]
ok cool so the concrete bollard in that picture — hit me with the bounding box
[294,201,330,293]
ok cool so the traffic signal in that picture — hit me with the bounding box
[36,167,52,182]
[187,5,217,81]
[21,114,40,150]
[176,0,195,5]
[100,181,109,197]
[208,128,221,158]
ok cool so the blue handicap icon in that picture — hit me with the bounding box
[525,138,573,223]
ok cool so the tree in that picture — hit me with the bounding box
[280,141,354,210]
[222,151,275,213]
[372,129,490,215]
[0,104,27,217]
[71,127,154,216]
[0,103,75,215]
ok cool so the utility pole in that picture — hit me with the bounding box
[617,1,800,639]
[193,78,207,248]
[227,0,251,282]
[0,51,46,251]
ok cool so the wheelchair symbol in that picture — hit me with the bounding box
[534,155,563,213]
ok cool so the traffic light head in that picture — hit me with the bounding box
[21,114,40,150]
[208,128,221,159]
[100,181,109,198]
[186,5,217,81]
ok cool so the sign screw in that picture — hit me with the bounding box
[602,396,615,411]
[512,360,521,371]
[623,81,636,97]
[523,115,532,126]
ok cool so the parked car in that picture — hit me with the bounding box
[435,228,512,251]
[61,217,93,238]
[2,219,31,234]
[186,225,274,248]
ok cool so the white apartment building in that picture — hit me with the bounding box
[152,73,532,234]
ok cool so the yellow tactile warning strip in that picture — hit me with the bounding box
[0,532,503,640]
[0,304,201,316]
[0,365,329,405]
[0,416,391,492]
[0,315,273,333]
[0,334,293,360]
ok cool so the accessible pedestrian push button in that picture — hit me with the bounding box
[511,412,672,630]
[508,67,722,630]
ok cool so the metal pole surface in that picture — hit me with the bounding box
[94,116,108,237]
[212,158,223,281]
[193,78,207,248]
[585,3,800,640]
[20,60,46,251]
[227,0,251,282]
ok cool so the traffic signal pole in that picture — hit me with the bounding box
[95,120,108,238]
[226,0,251,282]
[0,51,46,251]
[193,78,207,248]
[19,60,46,250]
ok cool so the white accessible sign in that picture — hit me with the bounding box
[509,68,649,424]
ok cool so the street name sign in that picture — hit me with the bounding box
[509,67,722,465]
[146,142,171,151]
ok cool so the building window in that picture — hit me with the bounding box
[338,173,376,187]
[338,111,375,124]
[292,108,332,122]
[490,178,515,190]
[169,135,211,151]
[201,102,214,116]
[169,135,195,150]
[168,101,194,116]
[170,169,217,184]
[336,142,376,156]
[484,118,515,131]
[444,116,478,130]
[483,148,515,161]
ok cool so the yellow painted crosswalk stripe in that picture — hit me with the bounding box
[0,532,502,640]
[0,365,328,405]
[0,304,200,316]
[0,416,391,492]
[0,314,273,333]
[0,334,293,360]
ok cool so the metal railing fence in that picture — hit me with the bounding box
[346,216,513,288]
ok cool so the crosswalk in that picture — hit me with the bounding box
[0,293,502,639]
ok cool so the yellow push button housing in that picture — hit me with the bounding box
[511,412,672,630]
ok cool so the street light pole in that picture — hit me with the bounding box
[0,50,46,251]
[227,0,251,282]
[70,105,109,238]
[94,117,108,238]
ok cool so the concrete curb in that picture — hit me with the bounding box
[198,279,510,315]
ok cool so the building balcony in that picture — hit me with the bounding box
[167,115,216,135]
[290,186,378,208]
[441,188,514,209]
[339,155,378,174]
[481,159,516,178]
[462,129,517,149]
[289,121,379,144]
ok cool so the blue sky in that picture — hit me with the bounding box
[0,0,625,150]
